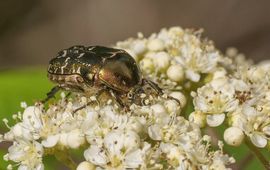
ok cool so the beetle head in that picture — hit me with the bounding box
[126,84,152,106]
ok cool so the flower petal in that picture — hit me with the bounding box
[250,133,267,148]
[148,124,162,140]
[42,135,59,148]
[186,69,200,82]
[84,145,108,166]
[206,114,225,127]
[22,106,42,129]
[67,129,85,149]
[262,126,270,136]
[124,149,143,168]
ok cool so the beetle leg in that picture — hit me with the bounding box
[109,90,127,109]
[72,100,97,114]
[95,88,108,106]
[65,92,72,98]
[42,86,60,103]
[167,95,181,106]
[72,88,108,114]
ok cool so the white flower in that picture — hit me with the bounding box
[84,129,146,169]
[148,116,201,149]
[194,79,236,115]
[229,102,270,148]
[176,46,220,82]
[7,140,44,170]
[156,136,234,169]
[84,145,108,166]
[193,78,238,126]
[159,143,189,168]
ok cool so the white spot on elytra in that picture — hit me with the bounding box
[61,62,69,74]
[87,47,95,51]
[76,67,81,74]
[77,53,85,58]
[62,50,67,56]
[54,68,58,73]
[65,57,70,63]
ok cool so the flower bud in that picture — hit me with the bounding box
[153,52,170,71]
[166,65,184,82]
[224,127,244,146]
[140,58,154,72]
[77,161,95,170]
[132,40,146,55]
[147,39,164,51]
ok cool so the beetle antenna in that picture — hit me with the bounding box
[142,78,181,106]
[141,78,163,95]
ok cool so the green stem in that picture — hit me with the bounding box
[245,138,270,170]
[236,153,254,170]
[54,149,77,170]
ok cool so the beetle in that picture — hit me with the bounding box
[44,45,178,110]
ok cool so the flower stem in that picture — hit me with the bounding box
[54,149,77,170]
[245,138,270,170]
[228,153,254,170]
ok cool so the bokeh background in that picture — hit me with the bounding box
[0,0,269,169]
[1,0,270,69]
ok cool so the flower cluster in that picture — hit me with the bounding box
[116,27,223,86]
[190,49,270,148]
[3,26,269,169]
[1,93,233,169]
[116,27,270,149]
